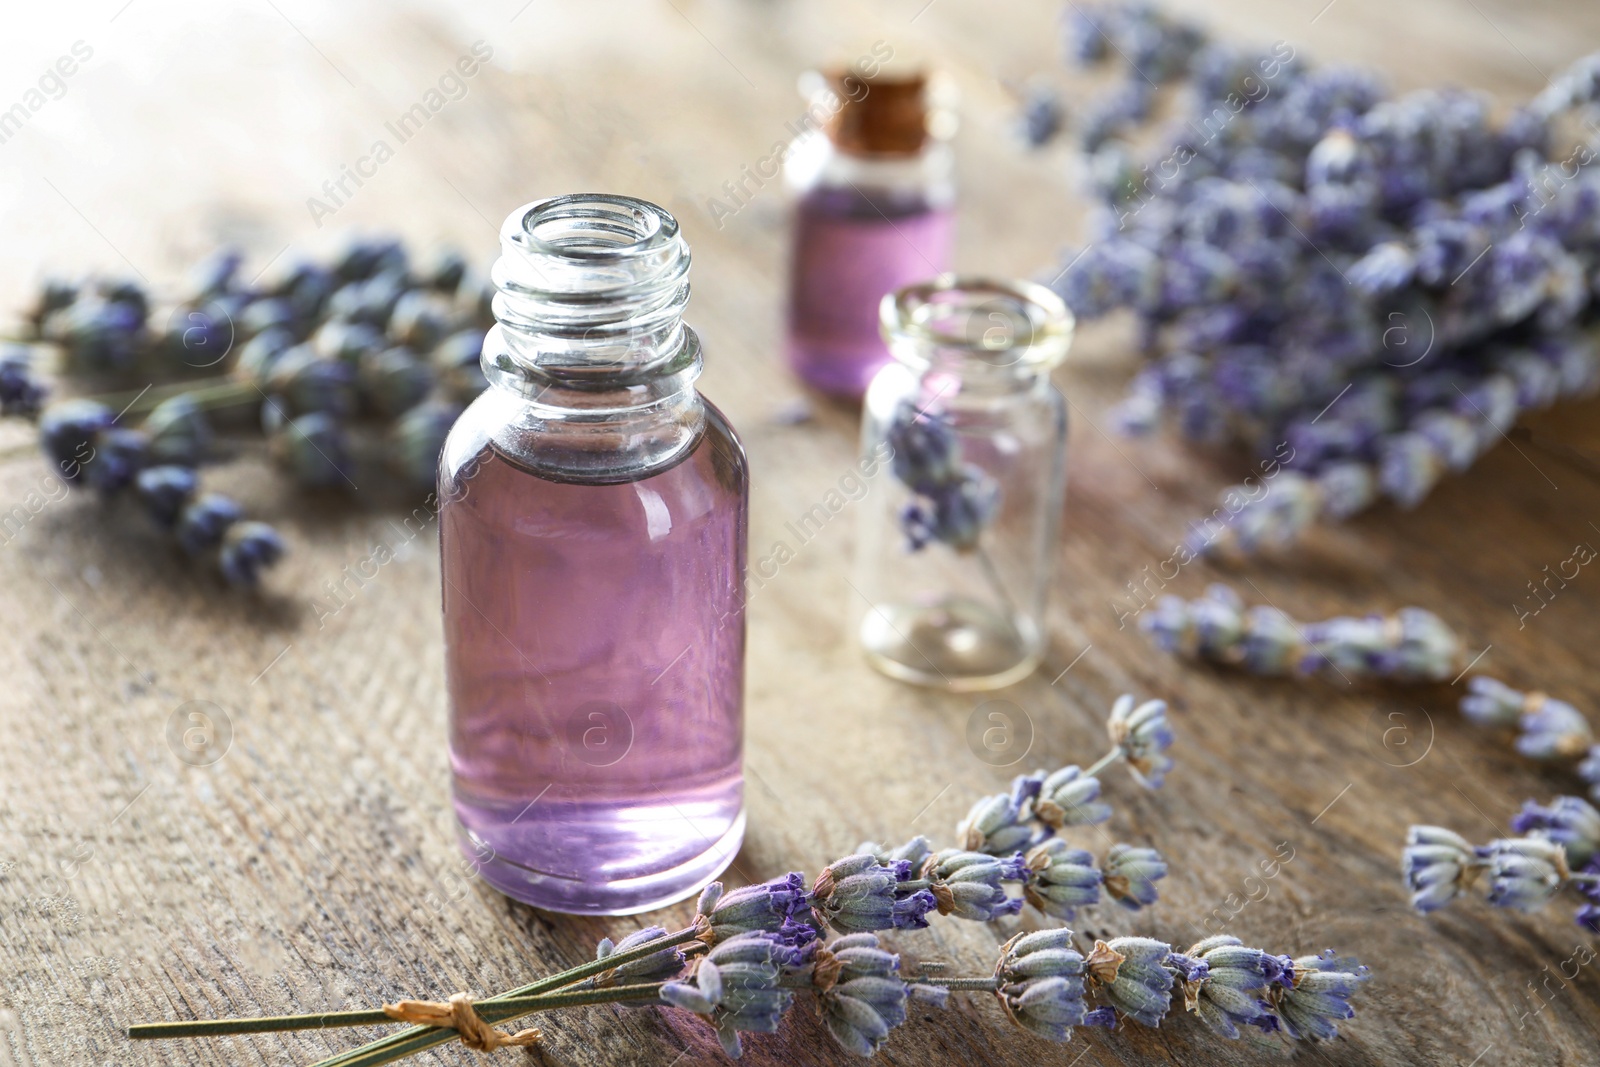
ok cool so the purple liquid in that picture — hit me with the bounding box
[440,407,748,915]
[785,185,954,399]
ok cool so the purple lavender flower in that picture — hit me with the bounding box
[810,933,920,1056]
[957,779,1037,855]
[219,521,285,588]
[1510,797,1600,869]
[1087,937,1174,1027]
[660,932,795,1059]
[40,399,114,485]
[885,403,1002,553]
[1459,675,1524,728]
[1102,843,1166,910]
[267,412,353,490]
[1019,86,1065,148]
[1031,765,1112,828]
[134,466,199,527]
[1579,746,1600,803]
[84,428,149,494]
[994,929,1088,1041]
[0,346,46,416]
[1477,837,1570,911]
[1022,839,1103,919]
[696,874,815,945]
[919,849,1026,923]
[809,855,937,934]
[176,494,244,555]
[1515,692,1594,761]
[1270,950,1369,1042]
[1184,935,1282,1039]
[594,925,688,984]
[142,394,212,468]
[1106,695,1174,787]
[1401,825,1481,912]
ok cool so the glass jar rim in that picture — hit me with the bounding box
[507,193,681,265]
[880,275,1074,373]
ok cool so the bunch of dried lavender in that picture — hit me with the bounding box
[1049,3,1600,554]
[1141,584,1600,801]
[126,695,1369,1060]
[1404,796,1600,931]
[5,237,497,589]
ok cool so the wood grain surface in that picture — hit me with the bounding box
[2,2,1600,1065]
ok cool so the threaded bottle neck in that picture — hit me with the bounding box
[486,194,697,392]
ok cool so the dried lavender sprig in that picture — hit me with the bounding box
[1143,584,1598,794]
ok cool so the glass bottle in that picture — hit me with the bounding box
[439,194,748,915]
[854,277,1072,690]
[784,69,955,399]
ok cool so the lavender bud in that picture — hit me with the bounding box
[1088,937,1174,1027]
[810,933,911,1056]
[387,290,456,353]
[358,346,436,417]
[1507,798,1599,874]
[1022,840,1102,920]
[1107,695,1174,788]
[219,521,285,588]
[0,346,46,415]
[40,399,114,485]
[435,328,488,404]
[811,855,936,933]
[1271,950,1369,1042]
[389,400,462,489]
[1459,675,1524,728]
[858,836,933,872]
[697,873,814,945]
[1516,692,1594,761]
[595,925,688,984]
[957,787,1036,855]
[263,345,358,416]
[134,465,198,527]
[268,412,354,490]
[1102,844,1167,910]
[919,849,1026,923]
[142,394,212,467]
[1401,825,1481,912]
[1183,935,1282,1039]
[176,494,243,555]
[1477,837,1570,911]
[84,428,149,494]
[1032,765,1112,827]
[1239,605,1303,675]
[993,931,1088,1042]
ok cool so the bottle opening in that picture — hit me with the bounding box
[514,194,675,261]
[882,276,1073,372]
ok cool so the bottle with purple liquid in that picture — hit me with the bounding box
[439,194,748,915]
[784,68,955,399]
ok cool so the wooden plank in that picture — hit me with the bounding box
[1,2,1599,1065]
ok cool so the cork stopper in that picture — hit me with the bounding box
[824,69,929,156]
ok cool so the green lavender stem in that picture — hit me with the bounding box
[923,976,1000,992]
[1082,748,1124,778]
[305,924,704,1067]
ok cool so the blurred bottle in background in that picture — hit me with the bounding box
[784,67,955,400]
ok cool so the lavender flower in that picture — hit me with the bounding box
[993,929,1088,1041]
[594,925,688,984]
[1102,844,1166,910]
[809,855,936,933]
[40,399,113,484]
[176,494,244,555]
[1579,746,1600,803]
[85,428,149,494]
[1106,695,1174,787]
[660,932,795,1059]
[1477,837,1570,911]
[859,836,933,872]
[919,849,1026,922]
[695,874,814,945]
[263,345,358,417]
[1510,797,1600,869]
[1086,937,1174,1027]
[358,346,436,417]
[1401,825,1482,912]
[219,521,285,588]
[0,346,46,415]
[389,400,462,489]
[141,394,212,467]
[809,933,926,1056]
[1183,936,1282,1038]
[1030,765,1112,828]
[1022,840,1103,920]
[1515,692,1594,761]
[1271,951,1369,1042]
[1459,675,1524,728]
[267,412,353,490]
[134,466,198,527]
[957,779,1037,855]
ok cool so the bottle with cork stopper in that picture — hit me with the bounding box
[783,59,956,399]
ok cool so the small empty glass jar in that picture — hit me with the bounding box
[853,277,1071,690]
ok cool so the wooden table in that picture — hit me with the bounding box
[3,1,1600,1064]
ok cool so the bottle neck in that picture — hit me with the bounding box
[479,194,706,482]
[882,277,1073,398]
